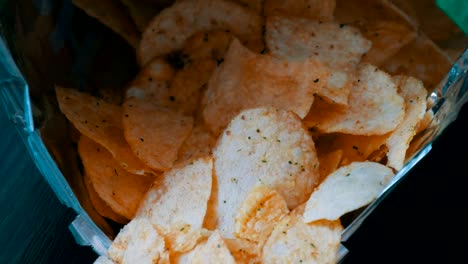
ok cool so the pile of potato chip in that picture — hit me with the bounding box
[55,0,456,263]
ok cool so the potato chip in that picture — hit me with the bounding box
[136,157,213,250]
[176,122,217,166]
[317,149,343,182]
[385,76,427,170]
[78,136,154,220]
[202,39,329,135]
[234,0,263,13]
[303,64,405,135]
[234,186,289,244]
[107,217,169,264]
[224,238,262,264]
[55,86,154,175]
[303,161,394,223]
[360,21,417,66]
[120,0,162,32]
[84,172,129,224]
[122,98,193,171]
[184,230,236,264]
[72,0,140,48]
[180,30,233,63]
[265,16,371,105]
[262,215,343,264]
[213,108,320,238]
[264,0,336,21]
[138,0,263,66]
[93,256,115,264]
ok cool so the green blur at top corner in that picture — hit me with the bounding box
[436,0,468,35]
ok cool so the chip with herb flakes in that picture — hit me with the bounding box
[386,75,428,170]
[107,217,170,264]
[213,107,320,238]
[264,0,336,21]
[265,16,371,105]
[176,122,217,166]
[202,39,329,135]
[138,0,263,66]
[262,215,343,264]
[303,161,394,223]
[55,86,154,176]
[234,185,289,244]
[303,64,405,135]
[136,157,213,252]
[180,230,236,264]
[78,136,154,220]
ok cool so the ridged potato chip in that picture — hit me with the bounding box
[262,215,343,264]
[78,136,154,220]
[203,39,329,135]
[303,161,394,223]
[107,217,170,264]
[56,86,154,175]
[138,0,263,65]
[213,107,320,238]
[303,64,405,135]
[264,0,336,21]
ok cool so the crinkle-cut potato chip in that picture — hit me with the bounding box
[84,173,128,224]
[119,0,161,32]
[213,107,320,238]
[386,76,427,171]
[265,16,371,105]
[177,122,217,166]
[224,238,262,264]
[234,185,289,244]
[381,33,453,90]
[315,132,388,167]
[107,217,170,264]
[181,30,233,62]
[93,256,115,264]
[138,0,263,66]
[78,136,154,220]
[136,157,213,248]
[317,149,343,182]
[202,39,329,135]
[122,97,193,171]
[264,0,336,21]
[182,230,237,264]
[303,64,405,135]
[234,0,263,13]
[360,21,417,66]
[303,161,394,223]
[262,215,343,264]
[72,0,140,48]
[55,86,154,175]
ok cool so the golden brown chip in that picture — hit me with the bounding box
[224,238,262,264]
[385,75,427,170]
[213,107,320,238]
[262,215,343,264]
[78,136,154,220]
[265,16,371,105]
[234,186,289,244]
[107,217,169,264]
[234,0,263,13]
[138,0,263,66]
[72,0,140,48]
[84,172,128,224]
[181,30,233,63]
[264,0,336,21]
[55,86,154,175]
[303,64,405,135]
[203,39,329,135]
[317,149,343,182]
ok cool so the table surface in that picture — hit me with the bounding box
[0,102,466,264]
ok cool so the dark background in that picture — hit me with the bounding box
[1,100,467,264]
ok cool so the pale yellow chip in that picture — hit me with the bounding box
[303,64,405,135]
[386,75,428,170]
[224,238,262,264]
[265,16,371,105]
[78,136,154,220]
[264,0,336,21]
[136,157,213,251]
[203,39,329,135]
[234,185,289,244]
[122,97,194,171]
[303,161,394,223]
[360,21,417,66]
[213,107,320,238]
[72,0,140,48]
[183,230,236,264]
[262,215,343,264]
[138,0,263,66]
[55,86,154,175]
[107,217,169,264]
